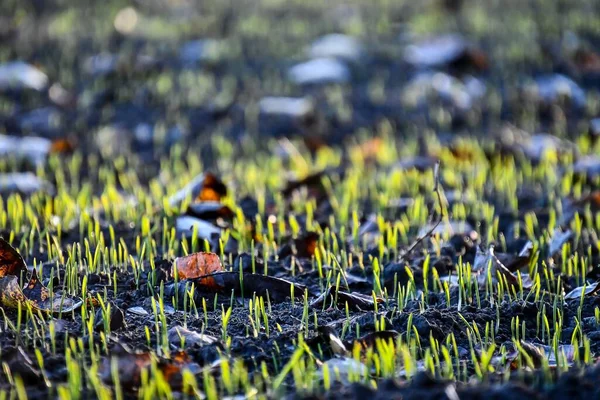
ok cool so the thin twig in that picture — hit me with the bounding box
[398,161,445,263]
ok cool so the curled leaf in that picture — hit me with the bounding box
[22,270,83,313]
[564,281,600,300]
[0,238,28,278]
[174,251,223,280]
[0,270,82,314]
[0,276,28,307]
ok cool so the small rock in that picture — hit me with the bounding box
[0,172,53,196]
[259,97,313,119]
[309,34,362,61]
[572,156,600,177]
[404,34,469,67]
[0,61,48,91]
[526,74,586,108]
[175,216,221,239]
[0,134,52,166]
[402,72,486,110]
[288,58,350,85]
[127,306,149,316]
[167,326,219,348]
[403,34,487,71]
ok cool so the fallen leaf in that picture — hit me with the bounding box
[564,281,600,300]
[168,172,228,208]
[192,272,307,302]
[185,202,234,223]
[2,347,41,385]
[310,286,383,311]
[174,251,223,280]
[0,276,28,308]
[100,343,203,390]
[474,245,532,289]
[100,345,153,388]
[168,326,219,348]
[315,326,347,356]
[21,270,83,314]
[0,238,28,278]
[0,134,52,166]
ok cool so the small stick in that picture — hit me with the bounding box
[398,161,445,263]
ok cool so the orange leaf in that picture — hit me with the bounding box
[197,173,227,202]
[0,238,28,278]
[174,252,223,280]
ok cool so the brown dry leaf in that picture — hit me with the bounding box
[21,269,83,313]
[168,172,228,208]
[173,252,223,280]
[0,238,28,278]
[351,137,383,164]
[193,272,307,302]
[100,344,202,391]
[197,172,227,202]
[0,276,28,308]
[49,138,75,154]
[0,269,82,314]
[186,202,234,222]
[100,346,153,387]
[86,296,101,307]
[573,48,600,74]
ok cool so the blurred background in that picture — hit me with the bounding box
[1,0,600,179]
